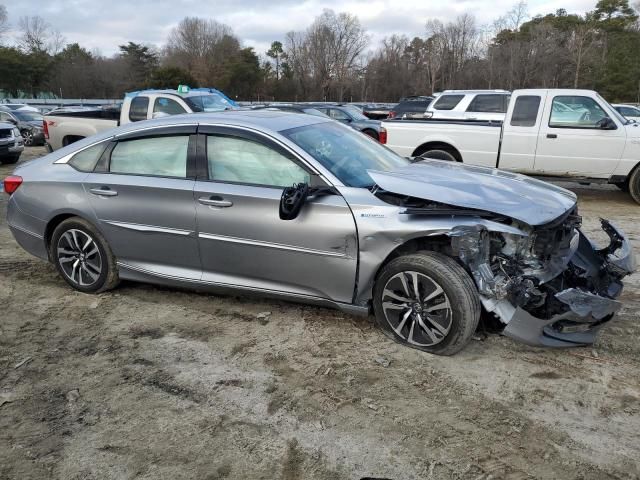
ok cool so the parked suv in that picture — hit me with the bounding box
[426,90,510,121]
[0,108,45,146]
[389,96,434,119]
[0,122,24,164]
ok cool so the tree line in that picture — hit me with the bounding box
[0,0,639,103]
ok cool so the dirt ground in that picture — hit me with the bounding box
[1,147,639,480]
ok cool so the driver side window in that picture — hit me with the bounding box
[206,135,310,187]
[549,96,608,129]
[328,109,351,121]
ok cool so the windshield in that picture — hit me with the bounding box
[341,105,368,121]
[302,108,329,118]
[281,121,409,187]
[184,94,235,112]
[13,111,43,122]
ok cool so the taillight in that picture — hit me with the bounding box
[3,176,23,195]
[388,111,396,118]
[43,119,49,139]
[378,127,387,144]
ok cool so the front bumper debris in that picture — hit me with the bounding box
[468,219,635,347]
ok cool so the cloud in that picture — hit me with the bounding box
[3,0,597,56]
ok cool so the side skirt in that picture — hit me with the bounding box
[117,261,370,317]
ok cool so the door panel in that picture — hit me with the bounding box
[195,181,358,302]
[535,95,625,176]
[85,174,200,277]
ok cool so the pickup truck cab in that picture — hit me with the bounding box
[44,87,236,151]
[382,89,640,203]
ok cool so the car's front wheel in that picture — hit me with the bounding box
[373,252,481,355]
[50,217,119,293]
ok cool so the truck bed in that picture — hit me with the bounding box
[382,118,502,168]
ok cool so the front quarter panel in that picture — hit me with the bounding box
[337,187,527,306]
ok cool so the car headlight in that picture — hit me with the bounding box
[13,128,21,137]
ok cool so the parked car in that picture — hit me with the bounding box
[382,88,640,203]
[362,103,394,120]
[254,104,329,118]
[44,86,236,151]
[388,96,434,119]
[612,104,640,121]
[0,121,24,164]
[4,111,635,354]
[425,90,510,121]
[312,104,384,140]
[0,103,39,112]
[0,107,46,146]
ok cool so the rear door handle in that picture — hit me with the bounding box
[198,196,233,208]
[89,187,118,197]
[546,133,558,139]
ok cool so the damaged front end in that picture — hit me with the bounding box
[449,213,636,347]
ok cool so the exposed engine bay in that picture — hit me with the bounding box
[375,189,636,346]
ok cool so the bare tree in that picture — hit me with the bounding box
[18,16,51,53]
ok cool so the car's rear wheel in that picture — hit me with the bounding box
[373,252,480,355]
[419,149,457,162]
[21,129,34,146]
[50,217,119,293]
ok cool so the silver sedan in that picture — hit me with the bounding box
[4,111,635,355]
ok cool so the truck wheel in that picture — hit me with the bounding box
[373,251,481,356]
[629,167,640,204]
[420,149,457,162]
[0,154,20,165]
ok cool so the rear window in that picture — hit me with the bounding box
[466,94,509,113]
[129,96,149,122]
[510,96,541,127]
[432,95,464,111]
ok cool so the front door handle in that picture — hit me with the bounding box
[546,133,558,139]
[198,196,233,208]
[90,187,118,197]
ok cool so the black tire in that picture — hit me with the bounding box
[362,129,379,141]
[373,251,481,355]
[629,167,640,204]
[49,217,119,293]
[419,149,457,162]
[0,154,19,165]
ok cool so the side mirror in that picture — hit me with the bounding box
[597,117,616,130]
[279,183,309,220]
[7,118,17,125]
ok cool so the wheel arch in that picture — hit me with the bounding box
[411,141,462,162]
[44,212,98,258]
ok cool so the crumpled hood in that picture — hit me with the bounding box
[368,159,577,226]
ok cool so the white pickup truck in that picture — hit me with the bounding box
[43,87,236,151]
[382,89,640,204]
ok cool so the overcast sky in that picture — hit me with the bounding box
[4,0,596,57]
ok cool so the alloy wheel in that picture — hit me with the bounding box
[21,131,34,147]
[56,229,103,287]
[381,271,453,347]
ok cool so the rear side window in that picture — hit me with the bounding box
[69,142,107,172]
[467,94,509,113]
[433,95,464,110]
[129,96,149,122]
[618,106,639,116]
[110,136,189,178]
[510,96,541,127]
[153,97,187,116]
